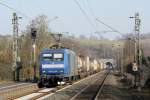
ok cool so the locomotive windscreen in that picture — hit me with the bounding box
[42,54,53,61]
[53,53,64,61]
[42,53,64,61]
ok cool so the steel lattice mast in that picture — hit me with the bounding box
[12,13,21,81]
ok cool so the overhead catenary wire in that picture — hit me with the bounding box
[0,1,32,19]
[96,18,123,36]
[85,0,123,36]
[86,0,97,24]
[86,0,123,38]
[86,0,94,15]
[86,0,104,38]
[74,0,97,31]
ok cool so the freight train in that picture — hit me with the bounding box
[38,46,104,88]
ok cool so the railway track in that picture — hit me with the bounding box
[0,83,30,91]
[0,83,38,100]
[14,77,87,100]
[34,70,109,100]
[70,70,109,100]
[94,71,109,100]
[0,70,109,100]
[14,82,73,100]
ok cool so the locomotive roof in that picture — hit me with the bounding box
[40,48,75,54]
[41,48,68,52]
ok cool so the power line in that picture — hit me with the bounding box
[86,0,104,38]
[86,0,97,23]
[74,0,97,31]
[86,0,99,27]
[0,1,32,19]
[85,0,123,37]
[96,18,123,36]
[86,0,122,38]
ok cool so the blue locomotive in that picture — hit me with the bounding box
[38,47,78,88]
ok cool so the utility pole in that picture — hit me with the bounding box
[135,13,141,70]
[121,46,124,77]
[112,45,116,71]
[12,13,22,81]
[103,47,106,58]
[128,38,137,66]
[135,13,141,90]
[112,44,120,71]
[134,39,137,63]
[117,45,121,72]
[130,13,141,90]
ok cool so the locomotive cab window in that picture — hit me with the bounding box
[42,54,53,61]
[53,53,64,61]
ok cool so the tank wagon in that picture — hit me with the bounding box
[38,48,78,88]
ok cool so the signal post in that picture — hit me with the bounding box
[31,26,37,82]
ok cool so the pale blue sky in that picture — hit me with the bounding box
[0,0,149,39]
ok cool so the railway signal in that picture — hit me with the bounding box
[31,28,37,39]
[31,27,37,82]
[132,63,138,71]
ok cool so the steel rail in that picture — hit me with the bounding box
[37,71,104,100]
[14,71,107,100]
[70,76,99,100]
[0,84,38,100]
[70,70,109,100]
[94,70,110,100]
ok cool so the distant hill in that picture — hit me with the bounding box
[141,38,150,56]
[77,38,124,46]
[141,33,150,39]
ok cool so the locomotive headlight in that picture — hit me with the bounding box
[43,70,46,73]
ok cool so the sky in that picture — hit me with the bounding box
[0,0,149,39]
